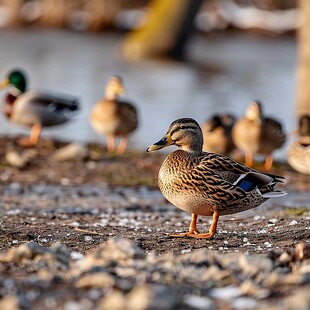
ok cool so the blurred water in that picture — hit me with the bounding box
[0,29,297,158]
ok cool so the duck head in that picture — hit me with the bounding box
[0,70,27,93]
[245,100,263,121]
[105,75,125,100]
[147,118,203,153]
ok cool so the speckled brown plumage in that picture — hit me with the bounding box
[147,118,286,239]
[202,114,236,155]
[90,76,138,154]
[288,115,310,175]
[232,100,286,170]
[91,99,138,136]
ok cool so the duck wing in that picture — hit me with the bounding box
[191,152,285,205]
[261,117,286,149]
[23,90,79,111]
[264,117,283,131]
[13,90,79,127]
[115,100,138,134]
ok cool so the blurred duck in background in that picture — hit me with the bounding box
[0,69,79,146]
[90,75,138,154]
[202,113,236,155]
[288,115,310,175]
[232,100,286,170]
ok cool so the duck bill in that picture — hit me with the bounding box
[146,134,173,152]
[0,78,9,89]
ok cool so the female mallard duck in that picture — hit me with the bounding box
[147,118,286,239]
[202,113,236,155]
[90,75,138,154]
[0,69,79,146]
[232,100,286,170]
[288,115,310,175]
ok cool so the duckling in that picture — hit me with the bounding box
[232,100,286,170]
[90,75,138,154]
[147,118,286,239]
[288,115,310,175]
[0,69,79,146]
[202,113,236,155]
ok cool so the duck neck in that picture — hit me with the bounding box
[3,92,18,118]
[105,91,119,101]
[179,140,203,153]
[9,87,23,97]
[105,84,122,101]
[12,79,26,93]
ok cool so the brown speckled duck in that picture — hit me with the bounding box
[147,118,286,239]
[0,69,79,146]
[288,115,310,175]
[202,113,236,155]
[232,100,286,170]
[90,75,138,154]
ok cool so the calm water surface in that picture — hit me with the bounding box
[0,29,297,158]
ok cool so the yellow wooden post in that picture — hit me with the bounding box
[120,0,203,60]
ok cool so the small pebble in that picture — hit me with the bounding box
[258,229,267,234]
[269,218,279,224]
[289,220,298,226]
[184,295,213,309]
[60,178,70,185]
[264,242,273,248]
[210,286,241,300]
[232,297,257,309]
[181,249,192,254]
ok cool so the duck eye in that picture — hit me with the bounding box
[180,125,186,130]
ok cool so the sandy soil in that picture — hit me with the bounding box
[0,137,309,254]
[0,137,309,309]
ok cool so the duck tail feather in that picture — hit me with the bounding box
[262,190,287,198]
[263,173,285,183]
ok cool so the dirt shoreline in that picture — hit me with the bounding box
[0,137,309,309]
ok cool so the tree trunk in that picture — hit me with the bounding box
[120,0,203,60]
[296,0,310,118]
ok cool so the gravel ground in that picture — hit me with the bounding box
[0,137,309,309]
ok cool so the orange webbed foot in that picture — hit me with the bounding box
[170,211,219,240]
[170,230,215,239]
[169,229,200,238]
[186,231,216,239]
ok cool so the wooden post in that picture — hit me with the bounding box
[120,0,203,60]
[296,0,310,118]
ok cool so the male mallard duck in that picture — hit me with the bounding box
[288,115,310,175]
[147,118,286,239]
[232,100,286,170]
[202,113,236,155]
[90,75,138,154]
[0,69,79,146]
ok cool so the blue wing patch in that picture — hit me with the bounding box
[236,179,256,191]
